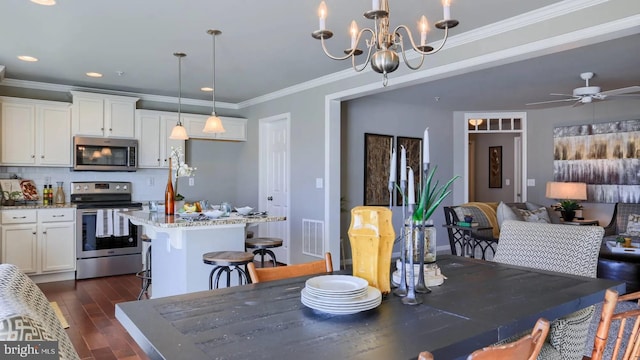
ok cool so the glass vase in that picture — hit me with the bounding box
[404,223,436,263]
[54,181,65,204]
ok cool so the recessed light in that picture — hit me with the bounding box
[201,87,213,92]
[18,55,38,62]
[30,0,56,5]
[86,72,103,78]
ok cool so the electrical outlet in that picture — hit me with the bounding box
[189,177,195,186]
[148,177,154,186]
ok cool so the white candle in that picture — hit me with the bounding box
[372,0,380,11]
[389,147,396,183]
[349,21,358,49]
[408,167,415,204]
[442,0,451,20]
[423,128,430,165]
[419,15,428,46]
[318,1,327,30]
[400,145,407,182]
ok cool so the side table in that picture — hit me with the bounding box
[562,219,599,226]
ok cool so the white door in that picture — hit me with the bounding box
[259,114,290,264]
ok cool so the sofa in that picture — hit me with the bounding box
[598,202,640,293]
[0,264,79,360]
[444,201,562,259]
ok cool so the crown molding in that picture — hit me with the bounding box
[0,78,239,110]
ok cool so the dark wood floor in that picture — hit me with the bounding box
[39,274,150,360]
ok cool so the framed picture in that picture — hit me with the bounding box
[364,133,393,206]
[396,136,423,206]
[489,146,502,188]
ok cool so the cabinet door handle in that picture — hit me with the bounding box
[42,231,47,234]
[32,231,36,235]
[31,154,35,158]
[52,215,65,218]
[109,128,113,131]
[41,155,45,159]
[267,196,273,201]
[101,127,104,131]
[12,216,27,219]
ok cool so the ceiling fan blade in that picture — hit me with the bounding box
[526,98,578,106]
[571,100,584,107]
[549,93,575,97]
[600,86,640,97]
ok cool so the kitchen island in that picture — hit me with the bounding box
[119,210,286,298]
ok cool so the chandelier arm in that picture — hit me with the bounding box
[391,30,424,71]
[319,28,375,61]
[393,24,450,56]
[351,38,376,72]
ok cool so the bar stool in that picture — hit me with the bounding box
[136,235,152,300]
[245,237,283,267]
[202,251,254,289]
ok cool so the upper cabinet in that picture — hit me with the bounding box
[0,97,72,167]
[185,116,247,141]
[135,109,184,168]
[70,91,139,138]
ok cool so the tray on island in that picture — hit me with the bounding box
[606,241,640,255]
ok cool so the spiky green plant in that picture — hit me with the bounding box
[412,166,459,222]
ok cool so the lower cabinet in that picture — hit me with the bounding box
[1,208,75,275]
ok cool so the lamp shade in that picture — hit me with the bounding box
[545,181,587,200]
[203,115,225,133]
[169,124,189,140]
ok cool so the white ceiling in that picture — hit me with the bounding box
[0,0,639,111]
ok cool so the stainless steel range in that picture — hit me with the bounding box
[72,181,143,279]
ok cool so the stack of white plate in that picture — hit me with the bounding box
[300,275,382,315]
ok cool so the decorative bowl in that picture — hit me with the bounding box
[235,206,253,216]
[204,210,224,219]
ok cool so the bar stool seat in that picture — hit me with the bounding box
[202,251,254,289]
[135,235,152,300]
[245,237,283,267]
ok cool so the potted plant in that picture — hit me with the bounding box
[2,190,23,206]
[553,200,582,221]
[170,146,196,212]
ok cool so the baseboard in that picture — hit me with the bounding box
[30,271,75,284]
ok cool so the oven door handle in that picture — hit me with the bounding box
[80,210,98,215]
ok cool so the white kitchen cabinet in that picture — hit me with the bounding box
[1,208,75,275]
[0,97,72,166]
[71,91,139,138]
[185,115,247,141]
[135,109,184,168]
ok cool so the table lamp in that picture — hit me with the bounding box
[545,181,587,221]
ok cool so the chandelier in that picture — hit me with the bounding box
[312,0,459,86]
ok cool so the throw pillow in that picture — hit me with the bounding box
[624,214,640,237]
[517,207,551,223]
[496,202,523,228]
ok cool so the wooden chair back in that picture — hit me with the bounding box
[418,318,550,360]
[247,252,333,283]
[590,289,640,360]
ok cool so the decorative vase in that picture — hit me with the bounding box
[165,158,175,215]
[54,181,65,204]
[348,206,395,295]
[561,210,575,222]
[404,223,436,263]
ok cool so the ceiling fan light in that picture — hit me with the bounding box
[203,115,225,133]
[169,124,189,140]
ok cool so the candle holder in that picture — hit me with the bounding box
[393,179,408,297]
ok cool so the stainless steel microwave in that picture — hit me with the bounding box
[73,136,137,171]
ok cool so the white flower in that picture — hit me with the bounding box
[170,146,196,178]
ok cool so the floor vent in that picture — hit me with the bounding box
[302,219,324,258]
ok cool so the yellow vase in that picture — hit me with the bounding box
[348,206,395,295]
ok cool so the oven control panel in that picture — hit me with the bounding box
[71,181,132,195]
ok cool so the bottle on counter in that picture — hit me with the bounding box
[55,181,65,204]
[43,184,49,205]
[165,158,175,215]
[48,184,53,205]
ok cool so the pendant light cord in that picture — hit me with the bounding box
[178,54,183,125]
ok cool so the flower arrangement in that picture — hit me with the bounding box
[412,165,459,222]
[170,146,196,200]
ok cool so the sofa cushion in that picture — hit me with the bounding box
[517,207,552,223]
[623,214,640,237]
[497,201,524,227]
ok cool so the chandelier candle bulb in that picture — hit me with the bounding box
[423,128,430,165]
[419,16,428,46]
[318,1,327,30]
[349,21,358,49]
[442,0,451,20]
[400,145,407,182]
[408,167,415,204]
[372,0,380,11]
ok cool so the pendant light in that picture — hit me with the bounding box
[169,52,189,140]
[203,29,225,134]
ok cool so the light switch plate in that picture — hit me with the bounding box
[189,177,195,186]
[315,178,323,189]
[527,179,535,186]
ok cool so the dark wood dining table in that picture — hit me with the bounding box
[116,255,624,360]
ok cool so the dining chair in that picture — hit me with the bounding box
[588,289,640,360]
[493,220,604,359]
[247,252,333,283]
[418,318,550,360]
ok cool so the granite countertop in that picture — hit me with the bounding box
[0,203,76,210]
[119,210,285,228]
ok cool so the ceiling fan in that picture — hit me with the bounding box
[526,72,640,106]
